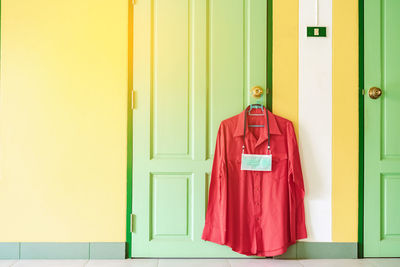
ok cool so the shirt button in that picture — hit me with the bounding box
[256,202,260,206]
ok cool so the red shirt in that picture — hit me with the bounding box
[201,106,307,256]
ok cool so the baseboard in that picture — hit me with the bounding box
[273,241,358,259]
[0,242,125,260]
[0,241,357,259]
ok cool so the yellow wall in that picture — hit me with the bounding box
[272,0,299,136]
[0,0,358,243]
[0,0,128,241]
[332,0,359,242]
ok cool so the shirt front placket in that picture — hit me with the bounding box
[244,129,264,252]
[253,143,264,252]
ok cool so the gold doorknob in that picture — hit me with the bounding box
[251,86,264,98]
[369,87,382,99]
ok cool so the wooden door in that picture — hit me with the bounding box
[131,0,268,257]
[364,0,400,257]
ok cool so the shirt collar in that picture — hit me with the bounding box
[233,106,282,142]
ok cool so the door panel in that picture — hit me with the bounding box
[132,0,267,257]
[364,0,400,257]
[151,174,191,239]
[152,0,190,159]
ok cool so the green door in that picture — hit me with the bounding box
[131,0,268,257]
[364,0,400,257]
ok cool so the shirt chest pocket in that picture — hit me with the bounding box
[270,153,288,181]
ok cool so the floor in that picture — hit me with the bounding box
[0,259,399,267]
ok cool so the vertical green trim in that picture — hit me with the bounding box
[267,0,273,110]
[126,0,133,259]
[358,0,364,259]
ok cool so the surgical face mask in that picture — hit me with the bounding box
[241,153,272,171]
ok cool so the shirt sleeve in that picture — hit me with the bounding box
[201,123,228,244]
[287,121,308,240]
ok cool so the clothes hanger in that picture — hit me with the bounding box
[247,104,265,128]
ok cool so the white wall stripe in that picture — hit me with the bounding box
[298,0,332,242]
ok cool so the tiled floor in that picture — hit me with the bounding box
[0,259,399,267]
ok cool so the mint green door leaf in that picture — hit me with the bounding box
[132,0,268,257]
[364,0,400,257]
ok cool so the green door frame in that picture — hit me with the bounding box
[126,0,133,258]
[125,0,273,258]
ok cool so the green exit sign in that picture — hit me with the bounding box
[307,26,327,37]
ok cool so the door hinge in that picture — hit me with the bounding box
[131,213,135,232]
[131,90,135,110]
[361,89,365,95]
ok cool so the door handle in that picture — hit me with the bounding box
[368,87,382,99]
[251,86,263,98]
